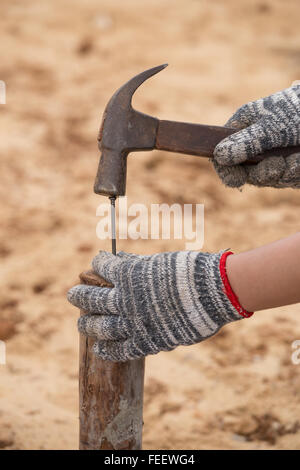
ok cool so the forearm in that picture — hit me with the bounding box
[226,233,300,312]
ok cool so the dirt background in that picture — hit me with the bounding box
[1,0,300,450]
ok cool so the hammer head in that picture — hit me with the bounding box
[94,64,168,197]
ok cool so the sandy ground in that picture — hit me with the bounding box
[1,0,300,450]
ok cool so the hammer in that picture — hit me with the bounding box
[95,63,300,199]
[79,65,300,450]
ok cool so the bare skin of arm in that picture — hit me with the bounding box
[226,232,300,312]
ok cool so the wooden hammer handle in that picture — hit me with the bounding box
[79,270,145,450]
[156,120,300,163]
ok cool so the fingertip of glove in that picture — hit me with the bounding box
[92,250,115,268]
[93,250,112,261]
[213,140,230,163]
[214,139,245,166]
[92,341,112,361]
[224,117,246,130]
[77,314,87,333]
[214,163,247,188]
[247,156,286,186]
[67,285,81,304]
[116,251,133,259]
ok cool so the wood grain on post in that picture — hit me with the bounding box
[79,270,145,450]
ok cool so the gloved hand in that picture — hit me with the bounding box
[67,250,252,362]
[213,85,300,188]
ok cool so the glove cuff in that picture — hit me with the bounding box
[194,251,253,328]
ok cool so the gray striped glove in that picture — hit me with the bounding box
[67,250,252,362]
[213,86,300,188]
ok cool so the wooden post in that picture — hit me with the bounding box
[79,270,145,450]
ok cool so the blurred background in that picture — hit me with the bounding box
[1,0,300,450]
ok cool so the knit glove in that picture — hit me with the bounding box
[67,250,252,362]
[213,85,300,188]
